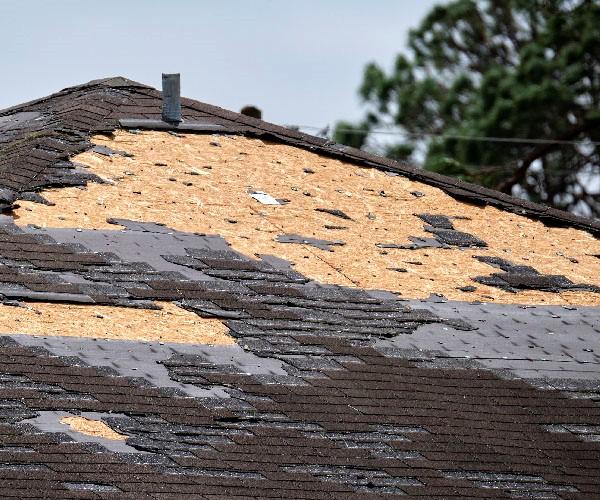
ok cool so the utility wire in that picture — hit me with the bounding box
[292,125,600,147]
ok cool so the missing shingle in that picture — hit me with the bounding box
[61,416,127,441]
[13,130,598,306]
[0,301,233,344]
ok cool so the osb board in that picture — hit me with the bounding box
[61,416,126,441]
[13,130,600,306]
[0,301,233,345]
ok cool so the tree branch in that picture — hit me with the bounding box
[494,121,597,193]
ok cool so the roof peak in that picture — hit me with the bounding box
[68,76,153,90]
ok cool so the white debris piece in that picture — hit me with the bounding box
[249,191,282,205]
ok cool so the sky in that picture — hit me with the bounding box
[1,0,441,128]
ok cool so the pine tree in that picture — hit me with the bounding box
[334,0,600,216]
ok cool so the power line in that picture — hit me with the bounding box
[292,125,600,147]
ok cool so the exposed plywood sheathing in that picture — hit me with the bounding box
[13,130,600,306]
[0,301,233,344]
[60,416,127,441]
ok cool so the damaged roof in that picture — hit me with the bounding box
[0,76,599,498]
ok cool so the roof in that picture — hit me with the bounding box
[0,77,599,498]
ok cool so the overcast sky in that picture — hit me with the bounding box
[1,1,440,127]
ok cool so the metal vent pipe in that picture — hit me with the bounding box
[162,73,182,124]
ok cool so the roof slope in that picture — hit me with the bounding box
[0,78,598,498]
[1,76,598,234]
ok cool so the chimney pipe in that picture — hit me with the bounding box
[162,73,182,124]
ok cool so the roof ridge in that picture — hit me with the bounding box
[0,76,150,116]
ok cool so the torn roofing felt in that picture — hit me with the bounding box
[1,76,599,235]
